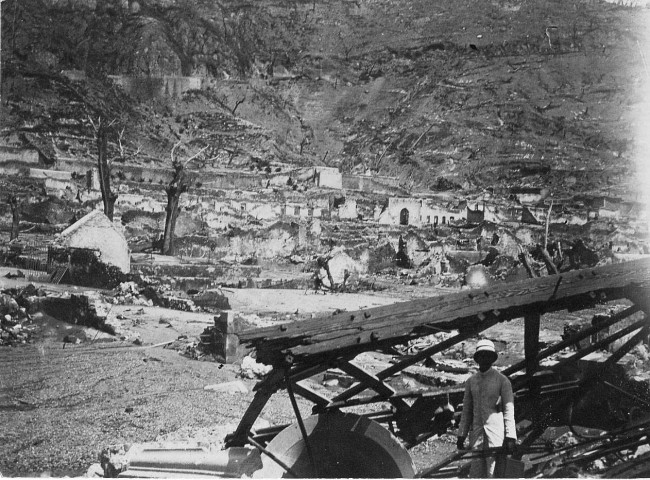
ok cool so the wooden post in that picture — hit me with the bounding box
[524,313,540,376]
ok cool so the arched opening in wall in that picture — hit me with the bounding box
[400,208,410,225]
[450,216,454,223]
[434,216,439,226]
[442,216,446,225]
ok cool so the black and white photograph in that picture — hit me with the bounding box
[0,0,649,477]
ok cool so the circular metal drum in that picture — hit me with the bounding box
[254,413,416,478]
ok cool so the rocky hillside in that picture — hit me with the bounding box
[1,0,648,198]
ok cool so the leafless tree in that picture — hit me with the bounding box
[161,141,208,255]
[8,194,21,241]
[88,116,118,221]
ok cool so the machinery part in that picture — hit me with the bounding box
[253,413,416,478]
[110,443,263,478]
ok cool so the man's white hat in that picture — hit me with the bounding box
[474,339,498,363]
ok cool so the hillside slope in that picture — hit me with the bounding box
[0,0,647,199]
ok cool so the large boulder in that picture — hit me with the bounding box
[321,252,364,287]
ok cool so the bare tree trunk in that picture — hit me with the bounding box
[97,124,118,220]
[8,195,20,241]
[161,142,206,255]
[162,162,189,255]
[162,191,181,255]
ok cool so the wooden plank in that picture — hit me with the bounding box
[240,259,650,364]
[224,387,275,448]
[292,381,331,406]
[245,261,649,348]
[337,361,410,411]
[336,361,396,399]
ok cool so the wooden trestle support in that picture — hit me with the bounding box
[225,258,650,478]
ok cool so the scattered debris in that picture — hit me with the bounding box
[0,290,36,346]
[204,380,248,394]
[238,355,272,379]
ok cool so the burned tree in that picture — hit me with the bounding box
[8,195,21,241]
[161,142,207,255]
[89,117,118,221]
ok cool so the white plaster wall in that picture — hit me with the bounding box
[385,198,422,226]
[63,225,130,273]
[563,214,589,226]
[598,208,620,219]
[516,193,543,204]
[117,194,165,213]
[420,204,461,225]
[0,148,39,164]
[316,168,343,189]
[249,204,276,220]
[44,178,72,191]
[338,199,358,220]
[30,168,73,180]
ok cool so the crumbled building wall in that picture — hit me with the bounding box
[29,168,72,181]
[337,199,358,220]
[108,75,203,100]
[378,197,422,225]
[0,147,40,165]
[315,166,343,189]
[343,173,400,193]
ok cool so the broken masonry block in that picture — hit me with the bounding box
[209,311,251,363]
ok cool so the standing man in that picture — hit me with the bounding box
[457,339,517,478]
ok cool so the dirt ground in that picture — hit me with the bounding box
[0,272,612,478]
[0,275,433,477]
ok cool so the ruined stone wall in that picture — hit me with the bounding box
[108,75,204,100]
[420,204,462,226]
[0,147,41,174]
[336,199,358,220]
[282,203,323,219]
[315,166,343,189]
[0,146,40,163]
[378,197,423,226]
[29,168,72,181]
[56,159,265,190]
[343,174,401,193]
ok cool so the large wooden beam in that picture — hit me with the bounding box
[240,258,650,365]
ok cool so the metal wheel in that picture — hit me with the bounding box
[253,413,416,478]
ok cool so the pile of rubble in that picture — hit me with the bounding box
[110,281,198,312]
[0,289,38,346]
[110,282,153,307]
